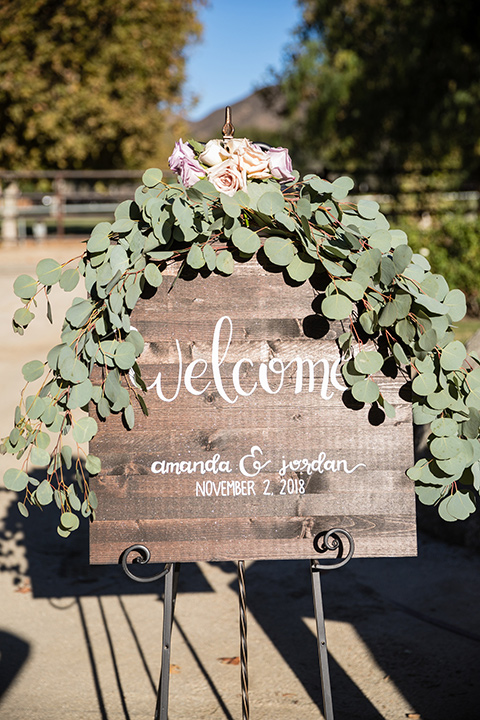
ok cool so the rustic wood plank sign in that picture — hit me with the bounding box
[89,261,417,564]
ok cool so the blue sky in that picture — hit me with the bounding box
[184,0,302,121]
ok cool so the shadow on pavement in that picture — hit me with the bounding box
[3,480,480,719]
[0,631,30,700]
[238,544,480,720]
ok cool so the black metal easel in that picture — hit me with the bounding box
[120,528,354,720]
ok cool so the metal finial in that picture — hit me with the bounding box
[222,106,235,139]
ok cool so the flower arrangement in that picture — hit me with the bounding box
[168,137,295,194]
[2,128,479,536]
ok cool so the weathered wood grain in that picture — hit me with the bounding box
[90,260,417,563]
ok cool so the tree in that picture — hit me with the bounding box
[279,0,480,183]
[0,0,204,170]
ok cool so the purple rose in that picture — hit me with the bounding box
[266,146,295,182]
[180,157,206,187]
[168,139,205,187]
[168,139,195,173]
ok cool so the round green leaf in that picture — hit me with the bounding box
[263,237,296,267]
[354,350,384,375]
[186,244,206,270]
[415,483,444,506]
[440,341,467,371]
[60,511,80,531]
[369,229,391,252]
[36,258,62,286]
[378,302,398,327]
[59,268,80,292]
[22,359,45,382]
[431,417,458,437]
[427,389,454,410]
[232,227,261,254]
[444,289,467,322]
[26,395,46,419]
[438,497,456,522]
[418,329,438,352]
[14,307,35,327]
[430,436,463,460]
[392,245,413,275]
[341,359,366,386]
[351,378,380,403]
[72,416,98,443]
[412,372,437,396]
[30,445,51,467]
[322,294,353,320]
[36,479,53,505]
[85,454,102,475]
[216,250,234,275]
[13,274,37,299]
[142,168,163,187]
[447,490,476,520]
[203,244,217,271]
[67,379,93,409]
[65,299,95,328]
[357,199,379,219]
[144,262,163,287]
[60,356,89,383]
[436,454,466,475]
[220,194,242,218]
[286,254,316,282]
[114,342,137,370]
[331,176,354,200]
[336,279,364,301]
[3,468,30,491]
[111,218,135,234]
[257,191,285,215]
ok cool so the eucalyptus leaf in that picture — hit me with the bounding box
[440,341,467,371]
[72,417,98,444]
[144,262,164,287]
[354,350,384,376]
[264,237,296,267]
[22,359,45,382]
[36,258,62,286]
[322,294,353,320]
[351,378,380,403]
[3,468,30,491]
[216,250,234,275]
[13,274,37,299]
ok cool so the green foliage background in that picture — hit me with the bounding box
[399,216,480,316]
[277,0,480,183]
[0,0,204,170]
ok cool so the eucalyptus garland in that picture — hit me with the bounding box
[1,135,479,537]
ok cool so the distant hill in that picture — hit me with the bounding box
[187,87,288,142]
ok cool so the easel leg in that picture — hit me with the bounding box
[155,562,181,720]
[237,560,249,720]
[311,560,334,720]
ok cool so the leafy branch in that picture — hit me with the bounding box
[1,163,479,533]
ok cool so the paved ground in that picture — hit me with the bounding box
[1,240,480,720]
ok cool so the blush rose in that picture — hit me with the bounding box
[207,158,247,196]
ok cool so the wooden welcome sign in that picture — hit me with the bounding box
[89,261,417,564]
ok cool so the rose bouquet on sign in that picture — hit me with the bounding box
[2,124,479,536]
[168,137,295,195]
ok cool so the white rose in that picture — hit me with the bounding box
[198,139,230,167]
[207,158,247,196]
